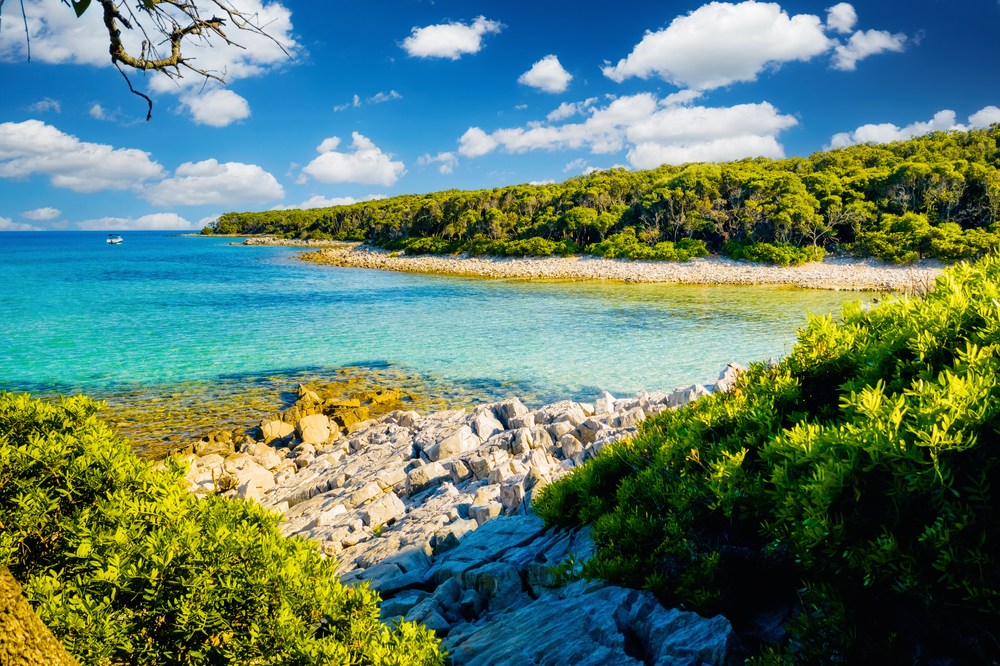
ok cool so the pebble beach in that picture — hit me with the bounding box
[236,238,945,291]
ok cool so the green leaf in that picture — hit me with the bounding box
[71,0,91,18]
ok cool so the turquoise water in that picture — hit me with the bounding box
[2,231,862,406]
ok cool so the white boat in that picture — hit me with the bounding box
[107,234,123,244]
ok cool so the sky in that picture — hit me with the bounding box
[1,0,999,231]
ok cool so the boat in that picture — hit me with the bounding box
[107,234,123,244]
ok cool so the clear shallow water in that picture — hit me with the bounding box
[2,231,863,446]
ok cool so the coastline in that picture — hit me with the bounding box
[234,238,945,291]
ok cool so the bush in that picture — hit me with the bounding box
[377,235,579,258]
[0,393,444,666]
[306,230,333,240]
[722,240,824,266]
[585,229,708,261]
[535,255,1000,663]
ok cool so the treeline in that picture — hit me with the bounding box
[209,125,1000,264]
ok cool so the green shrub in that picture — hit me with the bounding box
[585,228,708,261]
[377,235,579,258]
[306,230,333,240]
[721,240,824,266]
[335,229,368,242]
[535,255,1000,663]
[0,393,444,666]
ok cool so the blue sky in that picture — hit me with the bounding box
[1,0,998,231]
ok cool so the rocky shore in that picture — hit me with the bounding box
[237,238,943,291]
[173,367,748,664]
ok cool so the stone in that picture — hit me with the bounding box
[487,463,514,486]
[304,505,348,530]
[382,546,432,575]
[465,561,523,612]
[667,383,712,408]
[460,588,485,621]
[508,413,535,430]
[376,570,426,597]
[575,418,607,445]
[375,466,407,490]
[363,492,406,528]
[468,502,502,526]
[349,481,383,508]
[297,384,322,403]
[427,425,480,462]
[546,421,575,441]
[449,460,473,484]
[397,410,420,429]
[406,462,450,495]
[511,429,533,455]
[470,409,505,440]
[422,610,451,637]
[433,518,478,555]
[559,434,583,460]
[443,584,734,666]
[379,592,426,620]
[528,427,553,451]
[194,439,234,457]
[614,407,645,429]
[491,398,529,429]
[426,515,546,586]
[716,362,746,393]
[260,419,294,443]
[594,390,616,414]
[467,456,490,481]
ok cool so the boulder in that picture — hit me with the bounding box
[508,413,535,430]
[666,384,712,409]
[464,561,523,612]
[470,409,505,440]
[363,492,406,528]
[406,462,451,495]
[427,426,480,462]
[469,502,502,526]
[546,421,575,441]
[397,410,420,429]
[296,414,331,445]
[260,419,295,443]
[349,481,383,508]
[491,398,529,429]
[594,391,616,414]
[716,362,746,393]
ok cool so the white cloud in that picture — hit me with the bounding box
[831,29,906,71]
[77,213,199,231]
[529,179,556,186]
[547,98,598,122]
[179,89,252,127]
[459,93,797,168]
[401,16,503,59]
[141,159,284,206]
[518,55,573,94]
[602,1,904,90]
[26,98,61,113]
[334,95,362,112]
[829,106,1000,148]
[89,103,107,120]
[515,104,528,110]
[368,90,402,104]
[825,3,857,33]
[418,152,459,174]
[301,133,406,187]
[969,106,1000,126]
[564,158,589,173]
[0,216,45,231]
[0,119,164,192]
[271,194,387,211]
[22,207,61,220]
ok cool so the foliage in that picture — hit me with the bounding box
[534,254,1000,663]
[211,125,1000,265]
[721,240,825,266]
[377,235,578,258]
[0,393,444,666]
[585,228,709,261]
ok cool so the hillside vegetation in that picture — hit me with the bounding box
[0,393,444,666]
[535,254,1000,664]
[209,126,1000,264]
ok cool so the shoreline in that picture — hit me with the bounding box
[233,238,945,291]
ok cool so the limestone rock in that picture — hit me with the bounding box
[428,426,480,462]
[508,413,534,430]
[666,384,712,409]
[469,502,502,526]
[470,409,505,440]
[406,462,450,495]
[594,391,616,414]
[363,492,406,528]
[716,362,746,393]
[491,398,529,429]
[260,419,295,443]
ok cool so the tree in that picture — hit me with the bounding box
[4,0,288,120]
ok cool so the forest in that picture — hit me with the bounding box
[209,125,1000,265]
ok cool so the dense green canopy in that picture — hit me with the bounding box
[211,126,1000,264]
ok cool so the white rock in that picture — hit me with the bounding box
[594,391,616,414]
[364,492,406,528]
[260,419,294,443]
[296,414,331,445]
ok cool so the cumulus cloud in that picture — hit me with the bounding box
[0,0,299,117]
[458,93,797,168]
[21,207,61,220]
[547,98,598,122]
[271,194,387,211]
[301,133,406,187]
[26,98,61,113]
[417,152,459,174]
[602,1,904,90]
[831,29,906,71]
[529,179,556,186]
[76,213,200,231]
[0,119,164,192]
[564,158,589,173]
[518,55,573,93]
[829,106,1000,148]
[179,89,252,127]
[141,159,284,206]
[0,216,45,231]
[401,16,503,59]
[825,3,857,33]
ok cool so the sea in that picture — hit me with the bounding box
[1,231,863,454]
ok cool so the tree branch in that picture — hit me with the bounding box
[115,62,152,121]
[19,0,30,62]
